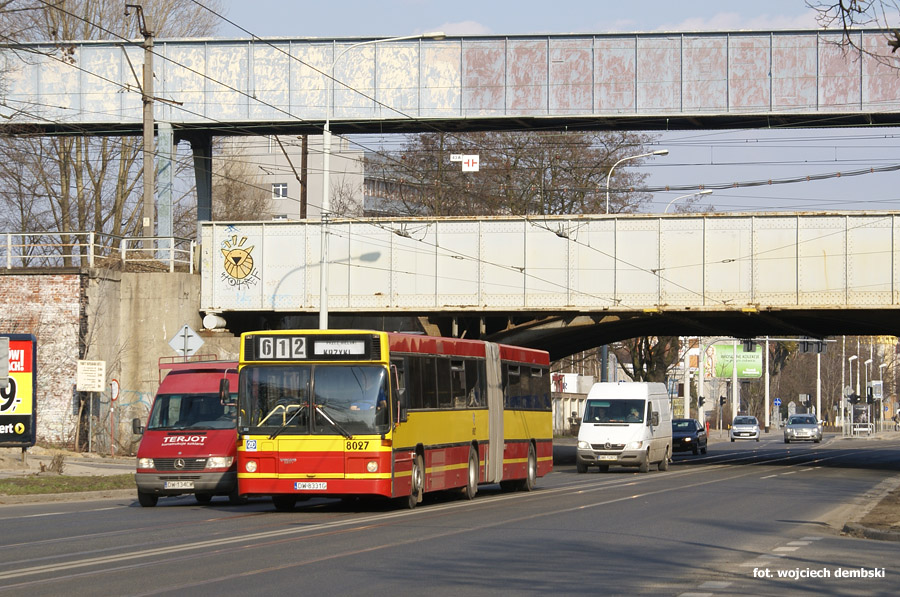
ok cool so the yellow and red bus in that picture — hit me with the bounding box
[232,329,552,510]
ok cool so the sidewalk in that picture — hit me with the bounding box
[0,445,134,479]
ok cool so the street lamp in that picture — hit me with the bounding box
[849,355,858,398]
[605,149,668,214]
[864,358,873,398]
[664,189,712,213]
[319,32,445,329]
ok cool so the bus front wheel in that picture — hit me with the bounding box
[405,454,424,509]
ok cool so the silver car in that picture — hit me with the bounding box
[784,414,823,443]
[730,416,760,442]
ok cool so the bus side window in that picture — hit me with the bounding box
[451,360,466,409]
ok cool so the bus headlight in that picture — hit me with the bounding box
[206,456,233,469]
[137,458,154,469]
[366,460,378,473]
[244,460,258,473]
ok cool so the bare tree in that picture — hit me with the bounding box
[367,130,658,217]
[0,1,222,246]
[210,140,273,222]
[808,1,900,54]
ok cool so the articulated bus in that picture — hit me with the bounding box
[232,329,552,510]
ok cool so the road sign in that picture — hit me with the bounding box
[461,154,479,172]
[110,379,119,402]
[773,398,782,407]
[76,360,106,392]
[169,324,204,357]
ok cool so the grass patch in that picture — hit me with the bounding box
[0,474,134,495]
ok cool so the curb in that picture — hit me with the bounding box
[0,488,135,506]
[842,522,900,542]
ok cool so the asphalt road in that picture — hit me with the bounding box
[1,432,899,596]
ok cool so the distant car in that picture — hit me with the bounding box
[672,418,707,454]
[730,416,760,442]
[784,414,822,443]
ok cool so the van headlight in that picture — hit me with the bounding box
[137,458,154,469]
[206,456,233,469]
[626,441,644,450]
[577,440,591,450]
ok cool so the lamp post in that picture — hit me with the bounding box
[605,149,668,214]
[849,355,858,397]
[880,363,888,431]
[664,189,712,213]
[319,32,445,329]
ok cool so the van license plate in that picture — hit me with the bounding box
[295,482,327,490]
[598,455,617,461]
[164,481,194,489]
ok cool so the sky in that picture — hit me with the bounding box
[210,1,900,214]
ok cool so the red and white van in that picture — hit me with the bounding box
[133,357,240,507]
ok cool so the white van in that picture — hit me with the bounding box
[576,382,672,473]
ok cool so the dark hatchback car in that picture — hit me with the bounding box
[672,418,708,455]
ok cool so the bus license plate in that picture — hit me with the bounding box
[295,482,327,491]
[164,480,194,489]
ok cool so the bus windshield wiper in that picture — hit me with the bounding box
[315,405,353,439]
[268,407,303,440]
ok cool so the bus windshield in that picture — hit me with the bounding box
[238,364,390,435]
[147,393,236,430]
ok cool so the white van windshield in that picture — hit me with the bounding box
[584,399,646,424]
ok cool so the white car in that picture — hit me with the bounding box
[730,416,760,442]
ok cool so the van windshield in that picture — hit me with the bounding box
[583,399,646,424]
[147,393,236,430]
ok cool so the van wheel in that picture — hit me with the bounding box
[658,449,669,471]
[195,492,212,505]
[576,460,587,474]
[638,453,650,473]
[462,447,478,500]
[137,491,158,507]
[518,444,537,491]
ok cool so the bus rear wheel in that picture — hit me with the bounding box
[462,447,478,500]
[518,444,537,491]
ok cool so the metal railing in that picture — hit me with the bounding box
[2,232,195,273]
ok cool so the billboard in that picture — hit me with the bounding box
[706,344,763,379]
[0,334,37,447]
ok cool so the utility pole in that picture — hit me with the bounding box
[126,4,154,249]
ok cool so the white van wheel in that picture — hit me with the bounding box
[638,452,650,473]
[658,448,669,471]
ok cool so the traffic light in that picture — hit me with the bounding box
[698,396,706,407]
[867,387,874,404]
[849,393,859,404]
[719,396,726,406]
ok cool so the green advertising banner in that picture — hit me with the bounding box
[709,345,763,379]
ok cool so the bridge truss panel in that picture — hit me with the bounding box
[200,213,900,316]
[4,30,900,131]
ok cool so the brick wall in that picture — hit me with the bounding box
[0,272,82,444]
